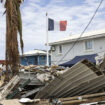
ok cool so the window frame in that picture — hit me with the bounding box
[84,40,94,51]
[58,45,63,54]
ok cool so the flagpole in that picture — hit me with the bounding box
[46,12,49,67]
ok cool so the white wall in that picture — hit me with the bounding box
[51,36,105,65]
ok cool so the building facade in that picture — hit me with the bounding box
[20,49,51,66]
[49,29,105,65]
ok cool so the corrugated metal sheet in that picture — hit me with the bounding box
[35,60,102,99]
[65,75,105,97]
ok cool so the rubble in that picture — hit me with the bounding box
[0,59,105,105]
[0,63,67,99]
[1,92,105,105]
[0,75,20,100]
[35,60,102,99]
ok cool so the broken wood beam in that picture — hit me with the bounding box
[60,92,105,101]
[7,79,30,99]
[62,96,105,105]
[0,75,20,100]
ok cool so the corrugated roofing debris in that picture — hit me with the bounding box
[0,59,105,104]
[35,60,103,99]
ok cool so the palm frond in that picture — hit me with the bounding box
[2,10,6,15]
[1,0,24,78]
[15,0,24,54]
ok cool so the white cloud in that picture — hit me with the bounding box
[0,0,105,59]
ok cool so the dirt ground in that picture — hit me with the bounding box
[0,99,38,105]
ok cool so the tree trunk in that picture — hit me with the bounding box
[5,0,21,80]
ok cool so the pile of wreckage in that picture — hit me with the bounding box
[0,59,105,105]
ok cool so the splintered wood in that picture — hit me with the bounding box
[1,93,105,105]
[0,75,20,100]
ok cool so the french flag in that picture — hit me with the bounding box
[48,18,67,31]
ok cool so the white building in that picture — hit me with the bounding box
[49,29,105,65]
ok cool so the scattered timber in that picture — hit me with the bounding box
[0,75,20,100]
[1,92,105,105]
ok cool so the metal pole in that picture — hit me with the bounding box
[46,12,49,66]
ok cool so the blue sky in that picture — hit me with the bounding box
[0,0,105,59]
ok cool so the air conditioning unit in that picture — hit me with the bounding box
[51,46,55,51]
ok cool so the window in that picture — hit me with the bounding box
[85,40,93,50]
[41,56,45,60]
[58,45,62,54]
[51,46,56,51]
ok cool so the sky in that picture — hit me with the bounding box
[0,0,105,59]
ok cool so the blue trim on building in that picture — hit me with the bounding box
[20,55,51,66]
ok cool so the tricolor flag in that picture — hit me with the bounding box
[48,18,67,31]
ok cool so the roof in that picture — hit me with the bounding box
[21,49,47,56]
[59,54,97,67]
[0,60,6,64]
[49,29,105,45]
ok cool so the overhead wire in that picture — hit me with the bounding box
[56,0,104,65]
[51,49,105,64]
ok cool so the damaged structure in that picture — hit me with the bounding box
[0,58,105,105]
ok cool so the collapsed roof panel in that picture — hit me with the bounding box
[35,60,102,99]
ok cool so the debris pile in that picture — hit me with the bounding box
[1,92,105,105]
[0,59,105,105]
[0,64,67,100]
[35,60,103,99]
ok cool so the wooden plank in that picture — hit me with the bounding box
[62,96,105,105]
[60,92,105,101]
[0,99,52,105]
[1,93,105,105]
[0,75,5,87]
[0,99,24,105]
[0,75,20,100]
